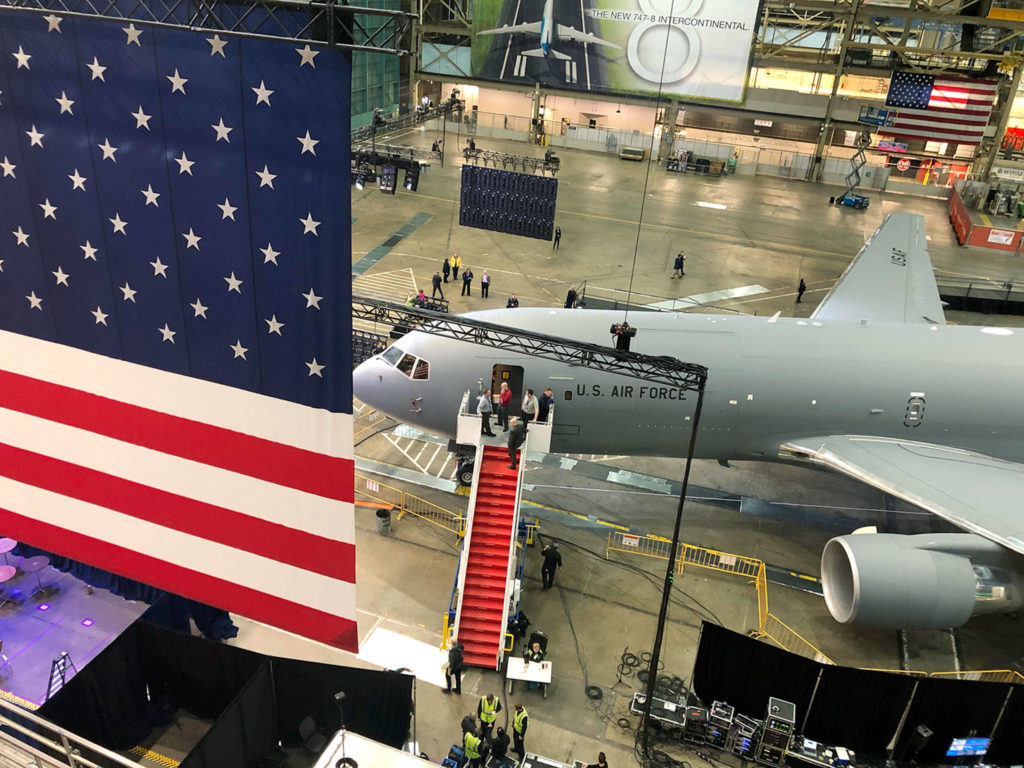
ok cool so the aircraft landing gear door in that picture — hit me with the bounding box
[493,365,524,407]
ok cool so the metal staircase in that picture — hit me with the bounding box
[837,129,871,202]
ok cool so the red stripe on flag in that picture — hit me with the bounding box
[0,509,359,650]
[0,442,355,584]
[0,369,353,502]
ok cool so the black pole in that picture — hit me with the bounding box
[641,386,706,756]
[441,108,446,168]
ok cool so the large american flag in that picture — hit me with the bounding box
[0,9,357,649]
[881,71,997,146]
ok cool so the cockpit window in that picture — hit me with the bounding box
[396,354,416,376]
[380,345,404,366]
[412,359,430,380]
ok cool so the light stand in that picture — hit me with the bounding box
[333,690,350,767]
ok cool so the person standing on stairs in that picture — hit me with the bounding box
[507,417,527,470]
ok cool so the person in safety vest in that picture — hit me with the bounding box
[477,693,502,738]
[464,726,484,768]
[512,704,529,762]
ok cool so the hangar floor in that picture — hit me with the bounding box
[339,130,1024,765]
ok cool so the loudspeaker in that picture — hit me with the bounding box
[907,724,932,760]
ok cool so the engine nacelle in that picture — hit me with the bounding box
[821,532,1024,629]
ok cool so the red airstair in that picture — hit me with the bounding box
[454,445,521,669]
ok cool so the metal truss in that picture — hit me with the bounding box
[1,0,417,55]
[351,297,708,391]
[462,148,561,176]
[352,142,442,162]
[351,96,463,142]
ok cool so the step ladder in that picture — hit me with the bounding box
[44,651,77,702]
[837,129,871,202]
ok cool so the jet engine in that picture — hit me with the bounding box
[821,532,1024,629]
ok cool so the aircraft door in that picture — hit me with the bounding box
[492,364,524,402]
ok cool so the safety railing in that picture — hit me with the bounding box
[931,669,1024,684]
[679,543,763,579]
[355,472,464,536]
[758,614,835,665]
[0,695,140,768]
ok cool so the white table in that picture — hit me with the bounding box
[506,657,552,698]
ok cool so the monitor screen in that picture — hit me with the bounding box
[946,738,990,757]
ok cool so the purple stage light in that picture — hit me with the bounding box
[81,619,94,627]
[37,603,51,611]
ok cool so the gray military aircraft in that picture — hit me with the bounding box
[353,213,1024,630]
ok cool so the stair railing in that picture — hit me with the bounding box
[449,392,485,648]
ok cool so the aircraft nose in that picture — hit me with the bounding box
[352,357,390,413]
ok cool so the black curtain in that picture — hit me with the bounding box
[38,623,150,750]
[178,661,278,768]
[134,620,266,720]
[988,686,1024,764]
[272,658,414,749]
[895,677,1011,764]
[691,622,821,720]
[801,664,916,757]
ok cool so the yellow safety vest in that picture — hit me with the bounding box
[513,708,528,734]
[480,697,498,723]
[464,732,482,759]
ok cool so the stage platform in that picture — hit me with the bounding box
[0,562,147,708]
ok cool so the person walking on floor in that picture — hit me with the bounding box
[442,257,451,283]
[481,270,491,298]
[461,267,474,296]
[478,694,502,738]
[797,278,807,303]
[478,389,496,437]
[507,417,527,470]
[451,253,462,282]
[541,541,562,589]
[512,705,529,762]
[672,251,685,278]
[553,226,561,249]
[443,641,465,694]
[497,382,512,431]
[432,271,444,299]
[564,285,578,308]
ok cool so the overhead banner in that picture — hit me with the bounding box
[470,0,759,103]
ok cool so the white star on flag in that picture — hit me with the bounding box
[69,170,87,191]
[150,257,169,277]
[123,23,143,45]
[87,56,107,81]
[296,44,319,67]
[39,199,58,219]
[175,152,195,175]
[230,340,249,360]
[265,315,285,335]
[52,267,69,286]
[13,226,29,246]
[92,306,108,325]
[80,241,98,260]
[260,243,280,264]
[300,213,321,235]
[211,118,232,142]
[26,125,44,148]
[224,272,243,293]
[256,165,277,189]
[167,69,188,94]
[207,34,228,56]
[1,157,15,178]
[141,184,160,206]
[297,130,319,156]
[218,198,238,220]
[98,138,118,161]
[182,228,202,250]
[13,46,31,70]
[306,358,325,377]
[55,91,74,114]
[158,324,176,343]
[252,80,274,106]
[120,283,137,302]
[44,14,63,32]
[132,106,152,130]
[302,288,323,309]
[109,213,127,235]
[190,298,208,318]
[26,291,43,310]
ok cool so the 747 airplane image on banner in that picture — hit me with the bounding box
[354,214,1024,632]
[478,0,619,83]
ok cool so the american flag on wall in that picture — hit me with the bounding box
[881,71,998,146]
[0,9,357,649]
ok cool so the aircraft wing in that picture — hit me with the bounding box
[556,24,622,48]
[477,21,543,36]
[779,435,1024,556]
[811,212,946,325]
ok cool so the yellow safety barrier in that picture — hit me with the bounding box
[355,473,464,536]
[862,668,928,677]
[931,669,1024,684]
[606,531,673,562]
[758,614,835,665]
